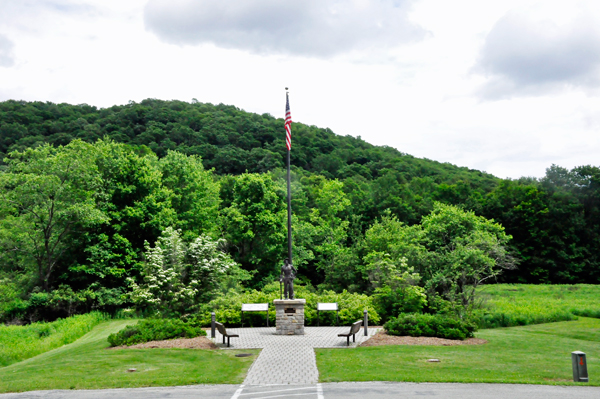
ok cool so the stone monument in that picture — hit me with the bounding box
[274,299,305,335]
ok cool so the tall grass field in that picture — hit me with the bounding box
[475,284,600,328]
[0,311,108,367]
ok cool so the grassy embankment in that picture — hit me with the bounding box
[0,319,257,393]
[0,312,109,367]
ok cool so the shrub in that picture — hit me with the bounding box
[372,285,427,324]
[107,318,206,347]
[384,313,476,340]
[192,282,380,327]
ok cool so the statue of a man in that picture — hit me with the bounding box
[280,258,297,300]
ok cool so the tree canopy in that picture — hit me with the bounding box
[0,99,599,323]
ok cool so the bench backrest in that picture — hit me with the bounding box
[350,320,363,334]
[215,321,227,335]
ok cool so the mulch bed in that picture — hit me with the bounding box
[360,331,488,347]
[108,336,218,350]
[108,330,487,350]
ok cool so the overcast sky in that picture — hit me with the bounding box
[1,0,599,179]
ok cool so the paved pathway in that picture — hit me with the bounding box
[5,382,600,399]
[210,326,379,385]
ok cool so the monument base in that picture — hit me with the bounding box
[274,299,305,335]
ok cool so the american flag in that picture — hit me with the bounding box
[285,93,292,151]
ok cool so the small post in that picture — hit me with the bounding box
[364,309,368,336]
[572,351,589,382]
[211,312,216,338]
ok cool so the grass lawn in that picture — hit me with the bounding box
[316,317,600,385]
[475,284,600,327]
[0,319,258,393]
[0,312,108,367]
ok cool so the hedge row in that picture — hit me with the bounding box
[384,313,476,340]
[190,282,380,327]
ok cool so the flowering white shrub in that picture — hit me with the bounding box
[129,227,245,315]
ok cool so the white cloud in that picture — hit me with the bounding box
[0,0,599,179]
[0,34,14,67]
[475,6,600,99]
[143,0,427,57]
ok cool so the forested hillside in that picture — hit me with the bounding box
[1,99,599,322]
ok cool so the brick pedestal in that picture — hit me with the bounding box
[274,299,305,335]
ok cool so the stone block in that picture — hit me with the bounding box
[274,299,305,335]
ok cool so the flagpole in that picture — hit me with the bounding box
[285,88,293,265]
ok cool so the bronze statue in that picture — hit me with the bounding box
[280,258,297,300]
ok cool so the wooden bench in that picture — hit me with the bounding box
[215,321,239,347]
[338,320,363,346]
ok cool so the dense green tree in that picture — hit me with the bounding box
[419,203,515,316]
[73,140,177,290]
[362,204,514,318]
[159,150,220,237]
[219,173,287,286]
[0,141,107,291]
[0,97,599,307]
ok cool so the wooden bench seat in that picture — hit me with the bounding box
[338,320,363,346]
[215,321,239,347]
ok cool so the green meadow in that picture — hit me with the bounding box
[475,284,600,328]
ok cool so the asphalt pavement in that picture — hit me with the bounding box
[1,382,599,399]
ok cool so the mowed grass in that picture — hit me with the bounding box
[0,312,109,367]
[475,284,600,328]
[0,319,258,393]
[316,317,600,385]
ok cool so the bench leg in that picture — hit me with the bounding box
[223,335,225,345]
[227,336,230,347]
[353,333,356,343]
[347,336,350,346]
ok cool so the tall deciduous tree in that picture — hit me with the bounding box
[159,150,220,237]
[419,203,515,317]
[220,173,286,286]
[0,141,108,291]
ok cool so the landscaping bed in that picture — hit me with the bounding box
[109,335,217,350]
[360,331,487,347]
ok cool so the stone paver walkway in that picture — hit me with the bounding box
[210,326,379,385]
